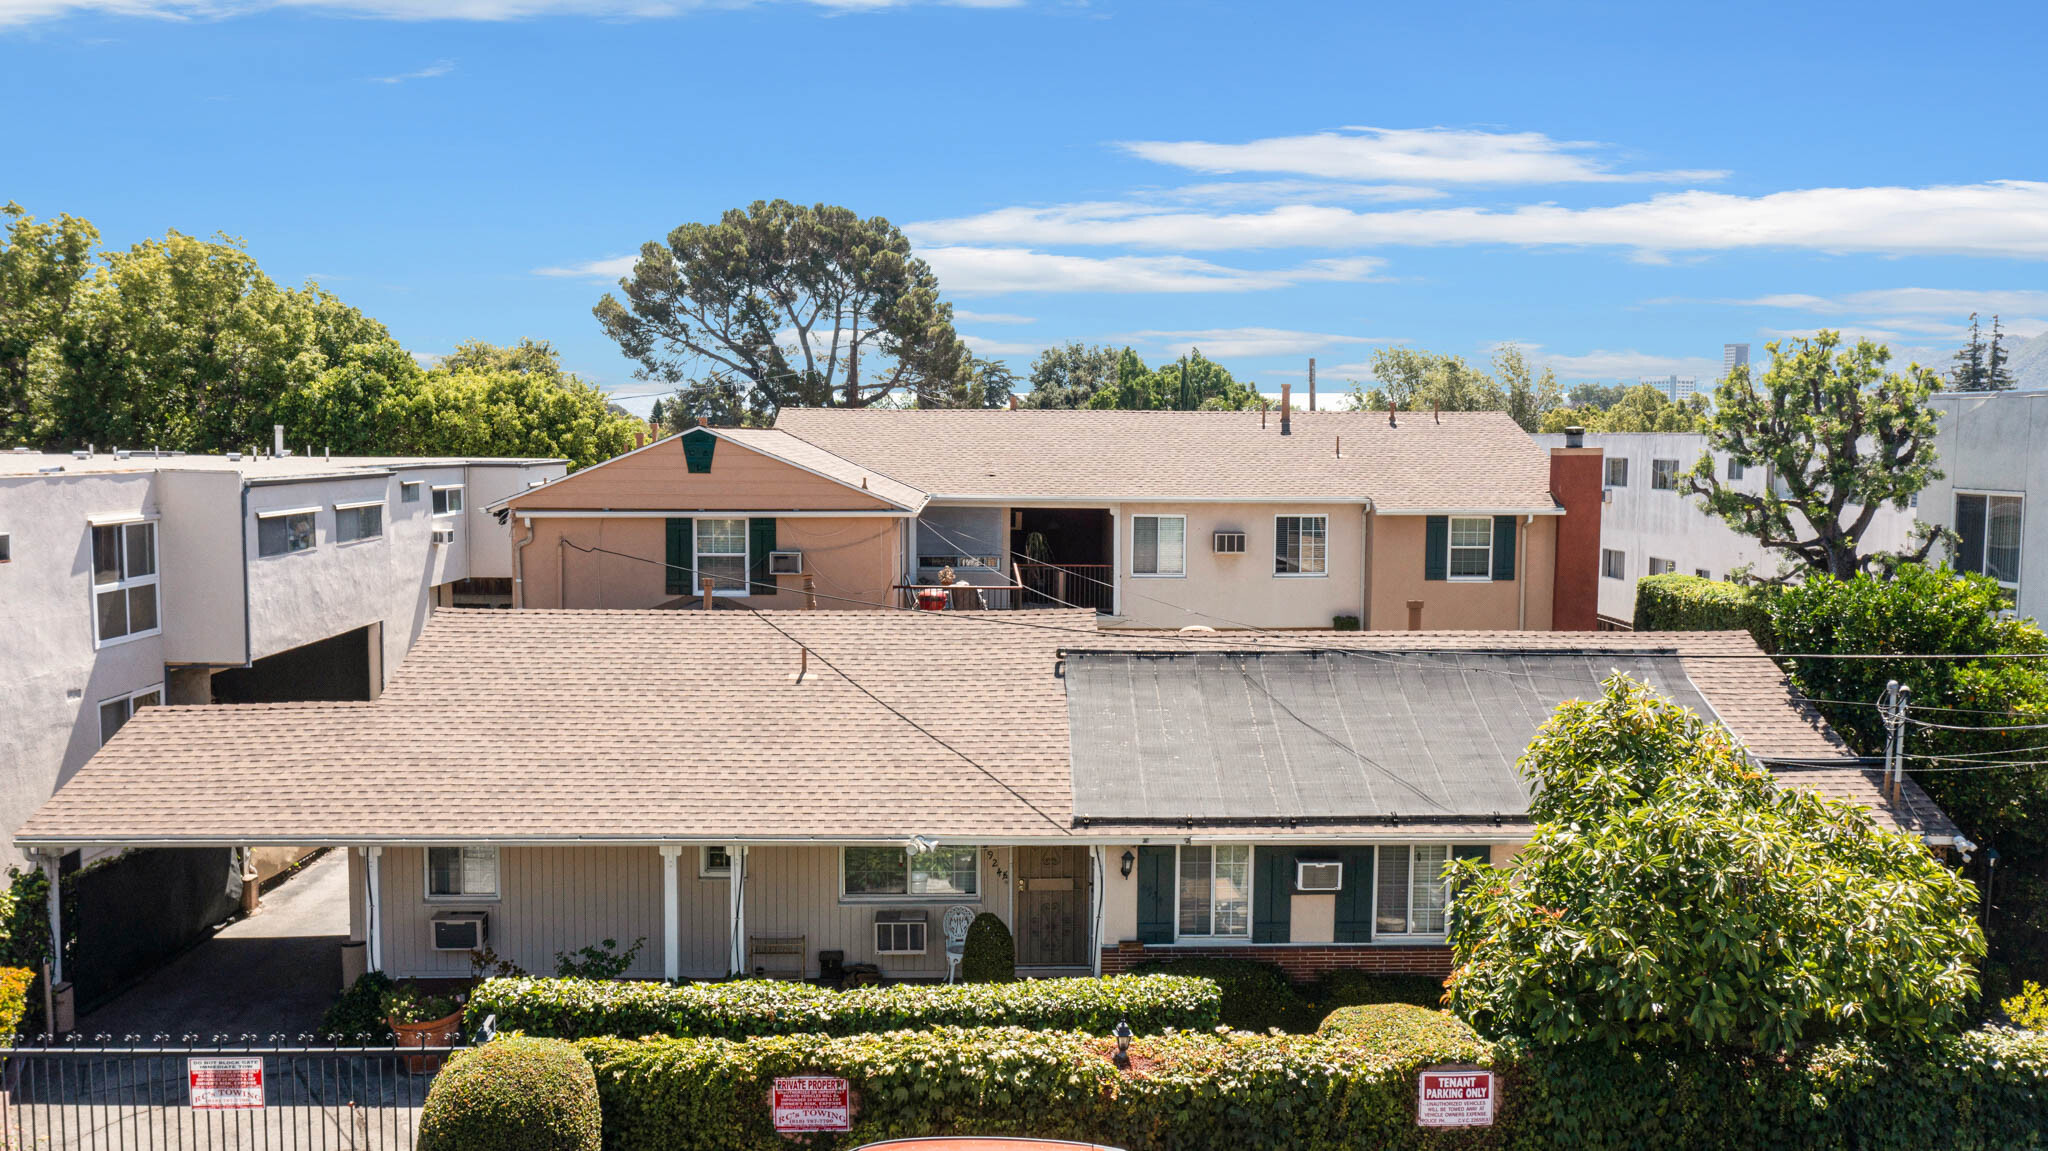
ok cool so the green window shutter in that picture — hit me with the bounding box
[1955,495,1986,574]
[1136,846,1175,944]
[1252,847,1292,943]
[1423,516,1449,581]
[664,518,693,596]
[1332,847,1375,942]
[1447,844,1491,935]
[682,429,716,473]
[1491,516,1517,582]
[748,518,777,596]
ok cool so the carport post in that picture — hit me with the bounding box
[658,847,682,981]
[727,846,748,977]
[1089,846,1105,978]
[41,852,62,986]
[363,847,384,973]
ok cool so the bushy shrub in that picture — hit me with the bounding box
[418,1036,600,1151]
[1129,957,1318,1033]
[554,937,644,980]
[2004,981,2048,1030]
[959,913,1014,983]
[1318,1003,1480,1050]
[1317,971,1446,1012]
[468,973,1219,1040]
[320,971,395,1042]
[0,967,33,1037]
[1634,573,1772,646]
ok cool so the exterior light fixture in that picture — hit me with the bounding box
[1112,1020,1132,1071]
[1120,850,1135,879]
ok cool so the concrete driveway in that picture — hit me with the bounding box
[78,850,349,1041]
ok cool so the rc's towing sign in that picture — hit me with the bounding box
[1416,1067,1494,1127]
[188,1057,265,1110]
[771,1076,852,1133]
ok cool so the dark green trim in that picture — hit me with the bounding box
[1252,847,1292,944]
[664,518,693,596]
[1423,516,1448,581]
[681,428,716,474]
[1491,515,1517,582]
[1332,846,1375,943]
[748,518,777,596]
[1136,846,1175,944]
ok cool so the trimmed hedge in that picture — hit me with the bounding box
[1128,957,1320,1033]
[1318,971,1447,1012]
[468,974,1220,1040]
[1633,573,1772,647]
[1319,1003,1479,1051]
[419,1036,600,1151]
[960,912,1014,983]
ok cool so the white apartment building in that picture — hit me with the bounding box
[1922,390,2046,623]
[1640,374,1700,404]
[1532,432,1917,627]
[0,449,565,856]
[1724,343,1750,379]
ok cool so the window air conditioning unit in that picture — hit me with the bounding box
[1213,531,1247,554]
[769,550,804,575]
[431,527,456,546]
[874,909,928,955]
[431,912,487,951]
[1602,488,1614,504]
[1295,860,1344,892]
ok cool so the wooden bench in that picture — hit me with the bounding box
[747,934,807,981]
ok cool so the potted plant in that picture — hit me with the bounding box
[381,983,466,1073]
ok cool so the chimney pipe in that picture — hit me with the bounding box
[1388,405,1397,428]
[1406,600,1424,631]
[1308,358,1316,411]
[1279,384,1292,435]
[1007,394,1018,411]
[697,416,708,428]
[1433,402,1440,425]
[1565,425,1585,449]
[273,425,285,457]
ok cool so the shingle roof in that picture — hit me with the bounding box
[770,409,1559,511]
[718,428,929,511]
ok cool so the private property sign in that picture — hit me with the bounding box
[771,1076,852,1133]
[1417,1067,1494,1127]
[188,1057,265,1110]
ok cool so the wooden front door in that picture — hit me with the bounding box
[1015,846,1089,967]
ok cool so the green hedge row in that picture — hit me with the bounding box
[556,1020,2048,1151]
[467,974,1220,1040]
[1130,958,1446,1033]
[1633,573,1773,646]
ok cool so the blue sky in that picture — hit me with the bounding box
[5,0,2046,415]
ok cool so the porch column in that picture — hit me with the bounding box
[42,853,62,987]
[727,846,748,977]
[363,847,384,973]
[1089,846,1105,977]
[658,846,682,982]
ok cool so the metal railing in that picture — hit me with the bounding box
[1015,563,1116,614]
[0,1035,463,1150]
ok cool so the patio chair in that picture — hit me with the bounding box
[942,905,977,983]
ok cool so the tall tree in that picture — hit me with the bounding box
[1538,384,1708,434]
[1019,342,1121,409]
[1351,347,1504,414]
[1,204,98,444]
[1083,348,1261,410]
[1987,315,2016,390]
[1563,382,1629,410]
[1494,343,1562,432]
[596,200,971,422]
[1950,313,1989,391]
[1686,332,1945,579]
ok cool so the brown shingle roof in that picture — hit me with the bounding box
[771,408,1559,511]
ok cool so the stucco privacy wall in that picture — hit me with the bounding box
[1369,514,1557,631]
[155,469,246,665]
[521,515,902,610]
[1114,502,1367,629]
[0,473,166,854]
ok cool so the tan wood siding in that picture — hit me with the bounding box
[523,514,900,611]
[511,437,897,512]
[741,845,1014,979]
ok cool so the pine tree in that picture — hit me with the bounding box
[1950,313,1989,390]
[649,397,665,428]
[1987,315,2016,391]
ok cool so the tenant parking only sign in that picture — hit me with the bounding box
[771,1075,852,1133]
[188,1056,266,1110]
[1417,1067,1494,1127]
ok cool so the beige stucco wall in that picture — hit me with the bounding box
[1114,502,1366,629]
[521,514,901,611]
[1368,513,1556,631]
[511,435,898,513]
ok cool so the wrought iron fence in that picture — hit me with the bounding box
[0,1034,464,1150]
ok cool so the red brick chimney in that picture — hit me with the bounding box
[1549,427,1603,631]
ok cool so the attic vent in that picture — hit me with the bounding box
[874,909,928,955]
[1213,531,1247,555]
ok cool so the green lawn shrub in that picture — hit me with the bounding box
[1128,957,1319,1033]
[320,971,395,1042]
[1317,971,1447,1012]
[1318,1003,1480,1052]
[418,1036,600,1151]
[1633,573,1772,646]
[0,967,34,1037]
[468,973,1219,1040]
[959,912,1014,983]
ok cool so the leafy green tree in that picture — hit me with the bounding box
[1446,673,1984,1053]
[1084,348,1261,411]
[1538,384,1708,434]
[1345,343,1557,431]
[648,398,664,428]
[596,200,971,419]
[1,203,98,444]
[1019,342,1121,409]
[918,356,1015,409]
[1495,343,1562,432]
[1988,315,2016,390]
[1687,332,1945,579]
[1564,382,1630,410]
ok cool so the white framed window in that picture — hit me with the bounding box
[0,532,10,563]
[1726,457,1746,481]
[1448,516,1493,580]
[1601,548,1626,580]
[1651,459,1680,491]
[700,846,732,878]
[1955,493,2024,588]
[1648,556,1677,576]
[257,508,317,557]
[1695,568,1712,580]
[1274,515,1327,576]
[1177,844,1251,939]
[1132,515,1187,577]
[431,486,464,516]
[334,501,384,543]
[1604,457,1628,487]
[97,683,162,746]
[694,517,750,596]
[400,481,422,504]
[1374,844,1451,937]
[91,519,160,647]
[841,846,979,901]
[427,846,500,900]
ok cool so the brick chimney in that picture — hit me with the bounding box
[1549,427,1603,631]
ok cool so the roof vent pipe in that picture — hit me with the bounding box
[1565,425,1585,449]
[1279,384,1291,435]
[1433,402,1440,425]
[1307,357,1316,411]
[1007,394,1017,411]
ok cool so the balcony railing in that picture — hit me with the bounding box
[1015,562,1116,614]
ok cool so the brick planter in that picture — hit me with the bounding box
[1100,941,1452,980]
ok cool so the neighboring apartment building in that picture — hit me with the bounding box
[1724,343,1751,379]
[1531,431,1918,627]
[1922,389,2047,622]
[1640,374,1700,404]
[505,406,1607,632]
[0,449,566,857]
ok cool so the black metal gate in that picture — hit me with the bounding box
[0,1040,462,1149]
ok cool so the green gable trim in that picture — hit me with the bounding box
[748,518,777,596]
[681,428,716,474]
[1252,847,1292,944]
[1423,516,1449,581]
[1492,515,1517,582]
[1136,846,1175,944]
[664,518,693,596]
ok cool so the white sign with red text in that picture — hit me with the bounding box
[1417,1067,1494,1127]
[188,1057,265,1110]
[771,1076,851,1132]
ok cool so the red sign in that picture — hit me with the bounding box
[772,1075,851,1132]
[189,1057,265,1110]
[1417,1067,1494,1127]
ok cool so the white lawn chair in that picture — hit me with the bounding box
[942,905,977,983]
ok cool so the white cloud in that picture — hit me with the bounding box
[1114,327,1377,358]
[1161,180,1447,205]
[917,246,1385,294]
[0,0,1016,26]
[532,254,636,279]
[909,181,2048,259]
[1119,127,1725,186]
[369,57,453,82]
[959,333,1041,357]
[951,309,1035,324]
[1539,350,1721,380]
[1731,287,2048,319]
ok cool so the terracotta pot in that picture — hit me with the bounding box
[389,1009,464,1074]
[916,588,950,612]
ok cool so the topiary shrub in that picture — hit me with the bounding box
[1316,970,1446,1012]
[959,912,1014,983]
[1129,957,1317,1033]
[1318,1003,1481,1052]
[418,1036,600,1151]
[1634,572,1772,647]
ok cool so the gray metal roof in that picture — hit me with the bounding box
[1063,648,1717,823]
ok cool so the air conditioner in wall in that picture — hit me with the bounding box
[874,909,928,955]
[431,912,487,951]
[769,550,804,575]
[431,527,456,545]
[1601,488,1614,504]
[1296,860,1344,892]
[1213,530,1247,554]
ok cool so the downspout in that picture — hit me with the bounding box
[558,536,568,610]
[1360,500,1374,629]
[239,480,253,668]
[1517,513,1532,631]
[512,515,536,609]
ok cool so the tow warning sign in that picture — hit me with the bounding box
[1417,1067,1494,1127]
